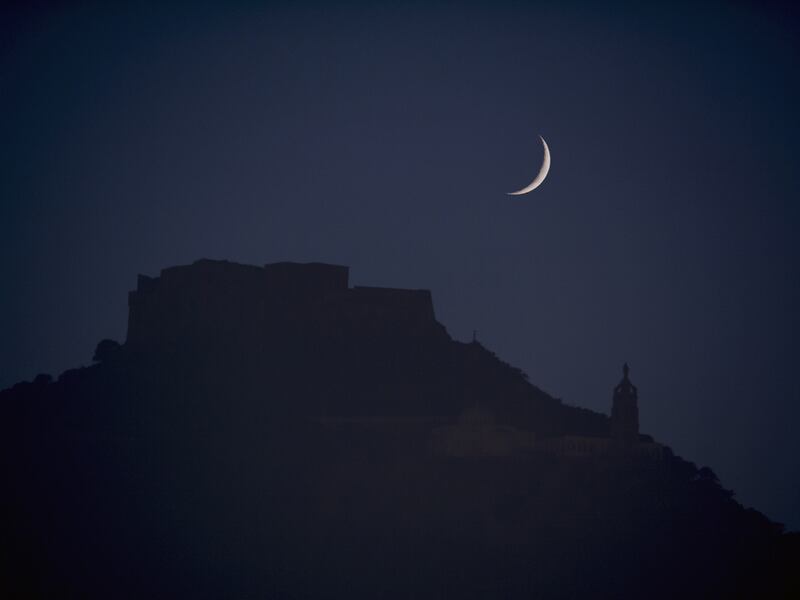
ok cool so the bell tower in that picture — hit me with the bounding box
[611,363,639,443]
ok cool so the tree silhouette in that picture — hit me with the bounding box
[92,339,121,363]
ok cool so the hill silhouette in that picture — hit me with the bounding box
[1,259,797,599]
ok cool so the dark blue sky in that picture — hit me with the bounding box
[2,1,799,528]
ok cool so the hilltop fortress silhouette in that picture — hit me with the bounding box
[127,260,438,355]
[125,259,650,458]
[1,259,797,599]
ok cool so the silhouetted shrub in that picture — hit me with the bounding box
[33,373,52,385]
[93,339,121,363]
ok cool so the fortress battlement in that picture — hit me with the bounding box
[132,259,349,297]
[126,259,439,349]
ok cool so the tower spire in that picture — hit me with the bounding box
[611,362,639,444]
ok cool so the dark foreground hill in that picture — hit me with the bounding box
[2,259,797,599]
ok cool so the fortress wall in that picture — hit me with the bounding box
[127,261,446,349]
[127,261,268,348]
[264,262,349,296]
[329,286,439,340]
[125,259,443,352]
[126,260,349,347]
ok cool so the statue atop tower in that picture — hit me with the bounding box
[611,363,639,444]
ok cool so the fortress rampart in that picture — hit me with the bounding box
[126,259,439,349]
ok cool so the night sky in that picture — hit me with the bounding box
[2,2,798,529]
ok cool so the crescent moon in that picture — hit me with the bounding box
[507,135,551,195]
